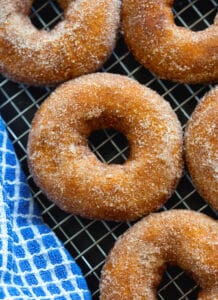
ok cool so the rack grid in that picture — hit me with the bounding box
[0,1,217,299]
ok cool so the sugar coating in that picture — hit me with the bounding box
[185,86,218,211]
[122,0,218,84]
[0,0,121,85]
[100,210,218,299]
[27,73,183,221]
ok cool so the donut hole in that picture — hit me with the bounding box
[30,0,64,31]
[157,265,200,299]
[88,128,130,164]
[173,0,217,31]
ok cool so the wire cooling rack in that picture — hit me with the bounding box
[0,0,217,299]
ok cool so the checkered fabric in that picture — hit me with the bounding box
[0,116,91,300]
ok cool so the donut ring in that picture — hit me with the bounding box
[122,0,218,84]
[27,73,183,221]
[185,87,218,211]
[100,210,218,299]
[0,0,120,86]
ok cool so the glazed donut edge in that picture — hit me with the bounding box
[100,209,218,299]
[185,86,218,211]
[121,0,218,84]
[0,0,121,86]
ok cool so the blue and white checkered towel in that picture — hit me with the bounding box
[0,116,91,300]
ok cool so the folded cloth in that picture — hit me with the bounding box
[0,116,91,300]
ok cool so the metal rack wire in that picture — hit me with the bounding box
[0,0,217,299]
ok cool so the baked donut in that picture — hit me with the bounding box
[100,210,218,299]
[0,0,120,86]
[122,0,218,84]
[185,87,218,211]
[27,73,183,221]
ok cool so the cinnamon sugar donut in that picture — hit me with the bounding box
[122,0,218,84]
[0,0,120,86]
[27,73,183,221]
[100,210,218,300]
[185,87,218,211]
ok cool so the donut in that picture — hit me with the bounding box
[185,87,218,211]
[122,0,218,84]
[27,73,183,221]
[0,0,120,86]
[100,209,218,299]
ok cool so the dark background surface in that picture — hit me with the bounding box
[0,0,217,299]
